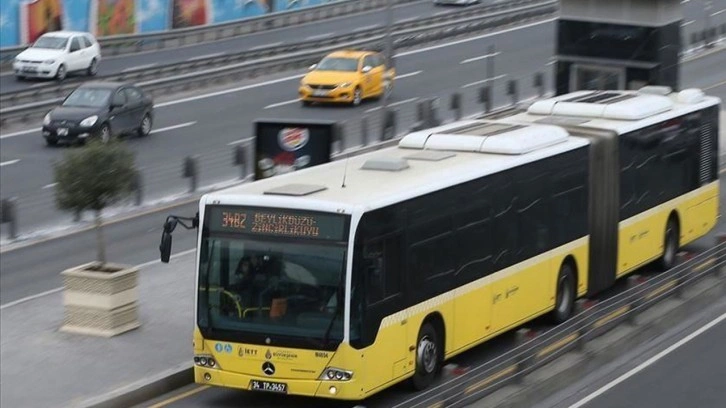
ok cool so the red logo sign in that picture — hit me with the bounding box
[278,128,309,152]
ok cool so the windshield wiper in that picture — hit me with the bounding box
[322,256,346,346]
[203,240,216,332]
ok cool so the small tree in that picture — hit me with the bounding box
[54,139,137,266]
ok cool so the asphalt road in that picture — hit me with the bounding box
[2,20,726,240]
[0,17,560,239]
[2,17,726,302]
[533,295,726,408]
[0,0,720,96]
[0,0,466,94]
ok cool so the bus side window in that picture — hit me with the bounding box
[364,241,385,304]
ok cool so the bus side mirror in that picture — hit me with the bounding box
[160,231,172,263]
[159,218,177,263]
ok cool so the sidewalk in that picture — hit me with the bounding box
[0,251,197,408]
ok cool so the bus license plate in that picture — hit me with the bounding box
[249,380,287,393]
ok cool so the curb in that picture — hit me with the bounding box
[78,364,193,408]
[468,269,726,408]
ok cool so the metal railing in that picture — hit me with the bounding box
[393,242,726,408]
[0,0,557,126]
[0,0,420,69]
[0,67,549,242]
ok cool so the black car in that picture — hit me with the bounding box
[42,81,154,146]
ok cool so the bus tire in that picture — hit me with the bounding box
[412,322,440,391]
[552,262,576,324]
[658,217,679,270]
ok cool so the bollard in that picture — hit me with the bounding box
[691,32,698,46]
[132,171,143,206]
[717,234,726,277]
[450,93,462,121]
[1,197,18,240]
[427,98,441,128]
[332,123,344,154]
[479,86,492,113]
[183,155,198,193]
[381,108,396,141]
[234,145,247,179]
[507,79,518,106]
[361,115,369,146]
[533,72,544,98]
[416,100,427,124]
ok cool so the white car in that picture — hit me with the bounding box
[13,31,101,81]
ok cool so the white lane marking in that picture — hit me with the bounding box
[434,11,448,16]
[186,52,225,62]
[365,97,419,113]
[681,20,695,27]
[121,63,157,72]
[395,18,557,57]
[461,74,507,88]
[711,9,725,17]
[30,83,49,88]
[264,99,300,109]
[353,24,380,32]
[395,70,422,79]
[0,248,197,310]
[0,159,20,167]
[227,137,254,146]
[397,16,420,24]
[149,121,197,134]
[0,128,38,139]
[306,32,334,40]
[568,312,726,408]
[250,42,282,50]
[154,73,305,108]
[705,79,726,90]
[546,60,557,66]
[42,183,57,189]
[460,51,501,64]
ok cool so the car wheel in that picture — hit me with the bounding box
[352,87,362,106]
[87,58,98,76]
[411,322,441,391]
[658,217,679,271]
[16,75,26,81]
[138,113,152,137]
[97,123,112,143]
[45,138,58,147]
[56,64,66,81]
[301,100,312,107]
[551,262,576,324]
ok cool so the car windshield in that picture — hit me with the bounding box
[197,234,349,348]
[32,36,68,50]
[316,57,359,72]
[63,88,112,108]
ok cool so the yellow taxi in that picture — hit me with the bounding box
[299,50,395,106]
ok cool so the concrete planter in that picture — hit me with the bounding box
[60,262,141,337]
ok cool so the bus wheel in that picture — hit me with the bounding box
[552,262,576,324]
[658,218,679,271]
[412,322,440,390]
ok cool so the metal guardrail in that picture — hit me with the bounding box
[394,241,726,408]
[0,0,549,109]
[0,0,557,126]
[0,0,419,68]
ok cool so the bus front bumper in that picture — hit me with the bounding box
[195,366,362,400]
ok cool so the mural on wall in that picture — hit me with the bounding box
[137,0,170,32]
[0,0,21,47]
[210,0,267,24]
[1,0,343,48]
[21,0,63,44]
[96,0,135,35]
[62,0,92,32]
[171,0,207,28]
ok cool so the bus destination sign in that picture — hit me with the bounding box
[207,206,346,240]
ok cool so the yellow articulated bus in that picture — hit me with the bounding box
[159,86,719,401]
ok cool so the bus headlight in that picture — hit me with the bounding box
[319,367,353,381]
[194,354,219,369]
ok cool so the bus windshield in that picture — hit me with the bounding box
[197,235,348,347]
